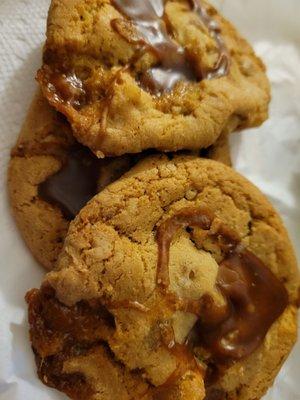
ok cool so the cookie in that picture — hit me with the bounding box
[26,156,299,400]
[8,91,141,270]
[37,0,270,157]
[8,91,230,271]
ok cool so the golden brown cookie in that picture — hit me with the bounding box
[26,156,299,400]
[8,91,231,270]
[8,91,141,270]
[37,0,270,157]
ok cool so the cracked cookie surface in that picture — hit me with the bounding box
[38,0,270,156]
[27,156,299,400]
[8,91,231,270]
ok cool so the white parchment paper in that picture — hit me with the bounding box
[0,0,299,399]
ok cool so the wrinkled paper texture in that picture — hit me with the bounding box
[0,0,299,398]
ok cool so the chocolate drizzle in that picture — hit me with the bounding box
[111,0,230,94]
[156,207,289,363]
[38,145,139,220]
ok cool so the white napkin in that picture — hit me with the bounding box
[0,0,299,399]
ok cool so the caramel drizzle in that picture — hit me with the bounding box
[99,65,130,135]
[152,343,205,396]
[157,207,214,289]
[37,67,86,111]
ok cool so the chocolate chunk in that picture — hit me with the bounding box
[198,248,288,362]
[156,207,288,364]
[39,145,139,220]
[38,145,101,220]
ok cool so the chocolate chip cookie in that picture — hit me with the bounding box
[8,91,140,270]
[37,0,270,157]
[8,90,231,270]
[26,156,299,400]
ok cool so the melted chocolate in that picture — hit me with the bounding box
[38,145,138,220]
[198,248,288,362]
[156,207,289,363]
[38,145,100,220]
[111,0,229,94]
[111,0,196,93]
